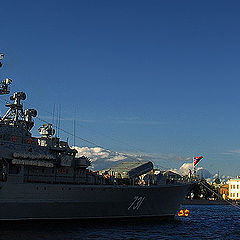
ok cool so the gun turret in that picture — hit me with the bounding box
[38,124,55,138]
[24,109,37,130]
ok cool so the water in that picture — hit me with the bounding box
[0,205,239,240]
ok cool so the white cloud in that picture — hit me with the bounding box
[168,168,181,175]
[179,163,193,175]
[107,155,127,162]
[72,146,133,169]
[72,146,208,178]
[178,163,213,179]
[221,149,240,155]
[73,146,110,161]
[197,167,213,179]
[72,146,186,170]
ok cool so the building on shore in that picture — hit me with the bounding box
[228,178,240,200]
[219,184,229,200]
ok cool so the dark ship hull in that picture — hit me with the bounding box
[0,180,191,220]
[0,54,193,221]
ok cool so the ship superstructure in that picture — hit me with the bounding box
[0,54,192,220]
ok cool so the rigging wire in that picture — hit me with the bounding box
[200,181,240,210]
[52,104,55,130]
[25,100,147,154]
[22,101,166,165]
[0,95,167,169]
[35,115,158,166]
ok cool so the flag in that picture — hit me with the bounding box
[193,156,203,166]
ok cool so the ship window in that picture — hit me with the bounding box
[233,185,235,189]
[237,193,239,197]
[233,193,235,197]
[237,185,239,189]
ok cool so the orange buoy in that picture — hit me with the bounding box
[184,209,190,216]
[178,209,184,216]
[178,209,190,217]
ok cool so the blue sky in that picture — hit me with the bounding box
[1,0,240,176]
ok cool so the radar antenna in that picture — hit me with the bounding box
[0,53,12,94]
[1,91,37,130]
[0,53,37,130]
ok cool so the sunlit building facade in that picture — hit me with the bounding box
[228,179,240,200]
[219,184,229,200]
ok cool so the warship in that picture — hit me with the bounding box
[0,53,192,220]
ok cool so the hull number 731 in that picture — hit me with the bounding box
[128,196,145,210]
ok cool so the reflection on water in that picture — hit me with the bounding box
[0,205,239,240]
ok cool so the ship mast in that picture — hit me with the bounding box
[0,53,37,130]
[0,53,12,95]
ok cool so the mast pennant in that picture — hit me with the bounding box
[193,156,203,166]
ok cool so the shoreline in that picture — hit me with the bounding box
[182,199,236,205]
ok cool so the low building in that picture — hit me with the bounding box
[163,170,182,180]
[219,184,229,200]
[228,179,240,200]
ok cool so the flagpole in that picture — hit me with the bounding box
[193,156,203,180]
[193,157,196,179]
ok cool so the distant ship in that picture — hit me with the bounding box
[0,54,192,220]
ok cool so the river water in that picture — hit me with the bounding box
[0,205,239,240]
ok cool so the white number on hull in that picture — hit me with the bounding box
[128,196,145,210]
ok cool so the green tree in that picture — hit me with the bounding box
[214,178,221,184]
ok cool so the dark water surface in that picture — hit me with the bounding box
[0,205,239,240]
